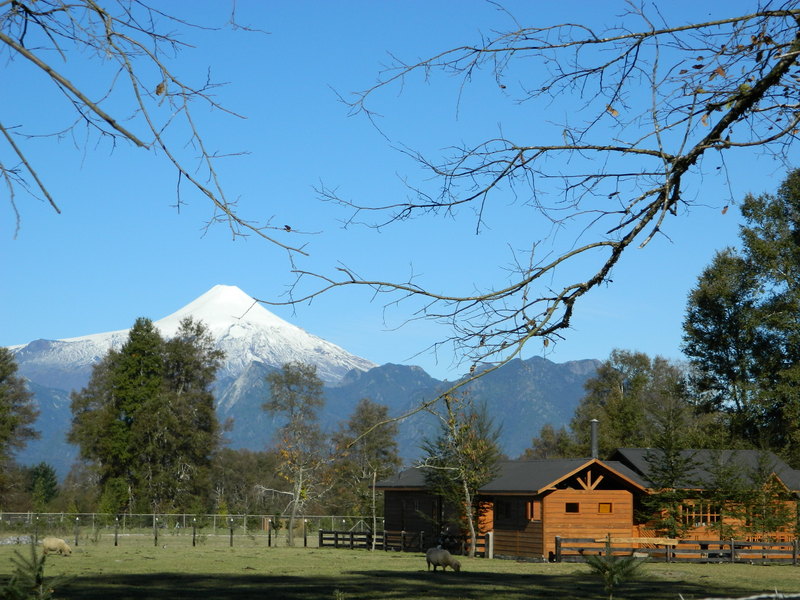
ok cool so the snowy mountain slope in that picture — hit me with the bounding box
[11,284,376,387]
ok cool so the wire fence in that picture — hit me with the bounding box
[0,512,384,549]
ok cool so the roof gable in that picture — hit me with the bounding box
[479,458,647,494]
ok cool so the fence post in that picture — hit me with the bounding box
[730,539,735,563]
[318,529,323,548]
[153,516,159,547]
[192,518,197,547]
[485,531,494,559]
[304,520,308,548]
[114,517,119,547]
[555,536,562,563]
[420,531,425,552]
[383,530,388,552]
[229,518,234,547]
[74,517,79,548]
[794,539,798,566]
[400,531,406,552]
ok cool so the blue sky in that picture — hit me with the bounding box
[1,1,795,381]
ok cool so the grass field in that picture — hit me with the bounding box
[2,536,800,600]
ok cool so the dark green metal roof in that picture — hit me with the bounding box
[377,457,649,493]
[610,448,800,491]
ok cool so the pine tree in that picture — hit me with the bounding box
[641,397,698,539]
[26,463,59,512]
[684,170,800,463]
[703,451,748,540]
[743,452,795,541]
[521,424,575,460]
[0,347,39,502]
[69,317,223,513]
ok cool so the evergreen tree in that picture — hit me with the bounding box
[135,317,222,512]
[683,170,800,463]
[0,347,39,502]
[703,451,748,540]
[69,317,223,513]
[25,463,59,512]
[743,453,796,541]
[682,249,763,439]
[641,397,699,539]
[263,361,327,545]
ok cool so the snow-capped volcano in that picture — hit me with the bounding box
[12,285,376,385]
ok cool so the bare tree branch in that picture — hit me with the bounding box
[0,0,307,255]
[278,3,800,379]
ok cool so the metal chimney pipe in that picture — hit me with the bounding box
[590,419,599,459]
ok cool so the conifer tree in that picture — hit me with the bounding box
[69,317,222,513]
[26,463,59,512]
[641,397,699,539]
[0,347,39,501]
[684,170,800,463]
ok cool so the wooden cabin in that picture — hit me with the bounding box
[377,448,800,560]
[378,457,648,559]
[480,458,647,559]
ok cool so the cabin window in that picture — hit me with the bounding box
[496,499,511,520]
[680,502,720,527]
[598,502,612,514]
[565,502,580,514]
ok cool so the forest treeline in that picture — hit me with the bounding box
[3,170,800,520]
[527,170,800,469]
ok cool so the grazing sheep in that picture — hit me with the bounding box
[42,537,72,556]
[425,547,461,572]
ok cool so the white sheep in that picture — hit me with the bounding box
[41,537,72,556]
[425,547,461,572]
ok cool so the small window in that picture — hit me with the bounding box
[565,502,579,514]
[598,502,612,514]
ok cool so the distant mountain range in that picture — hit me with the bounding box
[8,285,598,477]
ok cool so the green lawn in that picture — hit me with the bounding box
[2,538,800,600]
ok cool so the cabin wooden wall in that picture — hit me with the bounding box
[542,489,634,556]
[382,490,440,533]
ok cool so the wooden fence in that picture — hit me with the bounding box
[318,530,491,556]
[555,536,800,565]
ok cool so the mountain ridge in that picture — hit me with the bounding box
[7,285,599,477]
[11,285,376,384]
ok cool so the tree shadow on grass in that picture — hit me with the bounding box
[55,569,763,600]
